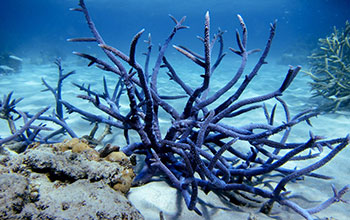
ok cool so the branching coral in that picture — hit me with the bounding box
[0,0,349,219]
[0,59,78,148]
[306,21,350,112]
[0,92,49,150]
[60,1,350,219]
[0,59,112,147]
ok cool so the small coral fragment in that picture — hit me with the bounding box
[105,152,129,164]
[84,149,100,161]
[112,168,135,194]
[55,138,91,153]
[72,142,90,153]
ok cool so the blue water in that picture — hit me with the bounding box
[1,0,349,60]
[1,0,350,219]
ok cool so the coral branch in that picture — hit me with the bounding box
[61,1,350,219]
[0,107,49,146]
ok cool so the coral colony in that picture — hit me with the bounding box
[0,0,349,219]
[306,21,350,112]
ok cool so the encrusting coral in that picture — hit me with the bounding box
[55,137,137,194]
[53,137,135,193]
[306,20,350,112]
[56,138,90,152]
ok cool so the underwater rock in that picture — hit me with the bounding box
[1,140,27,153]
[0,143,143,219]
[0,173,30,217]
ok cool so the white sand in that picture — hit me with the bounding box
[0,56,349,219]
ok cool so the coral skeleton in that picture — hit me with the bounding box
[0,0,349,219]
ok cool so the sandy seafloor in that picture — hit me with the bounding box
[0,54,349,220]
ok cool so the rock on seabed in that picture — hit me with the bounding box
[0,143,144,220]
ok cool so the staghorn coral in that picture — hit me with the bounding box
[0,0,349,219]
[306,21,350,112]
[0,92,49,151]
[59,1,349,219]
[0,59,112,150]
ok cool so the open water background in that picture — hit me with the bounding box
[1,0,350,219]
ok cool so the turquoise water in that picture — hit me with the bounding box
[1,0,350,219]
[1,0,349,59]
